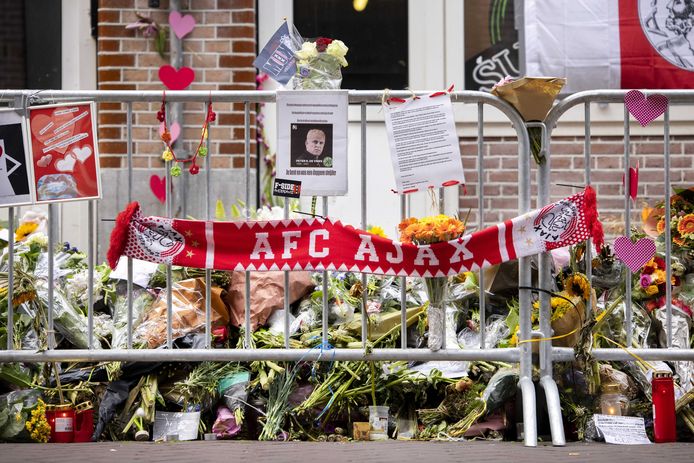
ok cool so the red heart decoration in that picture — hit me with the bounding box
[31,111,77,155]
[158,65,195,90]
[624,90,669,127]
[150,175,167,204]
[613,236,656,273]
[621,161,639,202]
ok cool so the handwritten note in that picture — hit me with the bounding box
[593,414,652,445]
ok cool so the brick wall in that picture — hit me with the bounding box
[0,0,26,89]
[96,0,257,170]
[458,135,694,237]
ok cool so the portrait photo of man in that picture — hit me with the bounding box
[290,123,333,168]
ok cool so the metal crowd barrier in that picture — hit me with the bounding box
[541,90,694,446]
[0,89,537,446]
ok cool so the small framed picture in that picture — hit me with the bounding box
[0,109,34,207]
[27,101,101,204]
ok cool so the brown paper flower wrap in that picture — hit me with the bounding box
[136,278,229,348]
[491,77,566,165]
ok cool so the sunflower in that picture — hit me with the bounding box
[15,222,38,241]
[677,213,694,237]
[564,273,591,300]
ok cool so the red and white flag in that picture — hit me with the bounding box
[525,0,694,93]
[107,188,603,278]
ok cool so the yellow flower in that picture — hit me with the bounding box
[398,214,465,244]
[161,148,174,162]
[295,41,318,60]
[656,218,666,235]
[367,225,387,239]
[645,285,660,296]
[15,222,38,241]
[564,273,590,300]
[326,39,349,67]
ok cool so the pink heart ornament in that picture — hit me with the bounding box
[159,121,181,143]
[613,236,656,273]
[150,175,167,204]
[158,65,195,90]
[624,90,669,127]
[169,11,196,39]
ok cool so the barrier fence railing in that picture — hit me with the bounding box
[542,90,694,446]
[0,89,536,445]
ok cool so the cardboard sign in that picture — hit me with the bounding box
[273,178,301,198]
[0,109,33,206]
[28,101,101,203]
[253,21,299,85]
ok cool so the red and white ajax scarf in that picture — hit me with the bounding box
[108,187,603,277]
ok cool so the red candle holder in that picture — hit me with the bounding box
[46,404,75,443]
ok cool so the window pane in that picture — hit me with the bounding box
[293,0,408,90]
[464,0,519,91]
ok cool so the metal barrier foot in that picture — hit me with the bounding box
[519,376,537,447]
[540,375,566,446]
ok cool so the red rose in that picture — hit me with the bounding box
[654,256,666,268]
[315,37,333,52]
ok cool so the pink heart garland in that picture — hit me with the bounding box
[621,161,639,202]
[158,65,195,90]
[150,175,167,204]
[613,236,656,273]
[624,90,669,127]
[169,11,196,39]
[159,121,181,143]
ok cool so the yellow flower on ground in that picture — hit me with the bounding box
[677,213,694,237]
[15,222,38,241]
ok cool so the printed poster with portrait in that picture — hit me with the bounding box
[0,109,33,206]
[276,90,348,196]
[27,101,101,204]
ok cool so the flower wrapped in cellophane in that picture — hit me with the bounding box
[292,37,349,90]
[399,214,466,351]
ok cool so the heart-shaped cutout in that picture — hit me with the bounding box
[621,161,639,202]
[159,121,181,143]
[169,11,196,39]
[150,175,167,204]
[31,111,77,155]
[55,154,77,173]
[158,65,195,90]
[37,154,52,167]
[613,236,656,273]
[72,146,92,163]
[625,90,669,127]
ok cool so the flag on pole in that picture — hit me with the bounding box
[525,0,694,93]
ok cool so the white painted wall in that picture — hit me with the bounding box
[60,0,97,251]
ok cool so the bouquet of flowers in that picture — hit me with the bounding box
[293,36,349,90]
[398,214,466,350]
[632,256,683,312]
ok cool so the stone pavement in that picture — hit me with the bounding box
[1,441,693,463]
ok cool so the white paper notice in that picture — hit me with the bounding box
[384,94,465,193]
[593,414,652,445]
[276,90,348,196]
